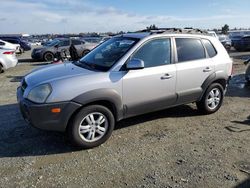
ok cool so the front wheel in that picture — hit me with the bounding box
[0,64,3,73]
[196,83,224,114]
[43,52,54,62]
[67,105,115,149]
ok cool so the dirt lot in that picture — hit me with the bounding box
[0,49,249,188]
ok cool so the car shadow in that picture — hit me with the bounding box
[0,103,77,158]
[31,62,50,66]
[231,115,250,126]
[5,75,24,82]
[0,103,200,158]
[234,178,250,188]
[18,58,36,63]
[116,105,201,130]
[226,74,250,98]
[225,115,250,133]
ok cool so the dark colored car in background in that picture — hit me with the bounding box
[244,59,250,84]
[32,38,97,61]
[0,37,31,52]
[233,36,250,51]
[218,35,231,51]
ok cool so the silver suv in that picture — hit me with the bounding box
[17,29,233,148]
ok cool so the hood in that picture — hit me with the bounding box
[33,47,45,52]
[25,62,94,86]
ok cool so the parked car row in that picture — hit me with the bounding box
[218,35,232,51]
[232,36,250,52]
[0,39,21,53]
[0,37,31,52]
[228,30,250,51]
[0,37,26,73]
[32,38,98,62]
[0,48,18,73]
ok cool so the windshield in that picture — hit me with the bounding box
[78,37,139,71]
[47,39,60,47]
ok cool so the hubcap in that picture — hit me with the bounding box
[206,88,221,110]
[78,112,108,142]
[45,53,53,61]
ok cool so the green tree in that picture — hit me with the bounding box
[222,24,229,34]
[146,24,158,30]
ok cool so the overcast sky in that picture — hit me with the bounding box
[0,0,250,34]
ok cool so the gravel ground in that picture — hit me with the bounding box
[0,49,249,188]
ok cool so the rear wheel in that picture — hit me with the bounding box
[196,83,224,114]
[67,105,115,149]
[0,64,3,73]
[43,52,54,62]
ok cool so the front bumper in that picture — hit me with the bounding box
[17,87,81,132]
[31,50,43,60]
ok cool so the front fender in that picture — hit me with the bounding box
[72,88,123,121]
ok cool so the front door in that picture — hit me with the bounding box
[122,38,177,118]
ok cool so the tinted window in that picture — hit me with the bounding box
[72,40,82,45]
[176,38,206,62]
[6,39,18,44]
[0,41,5,46]
[59,40,70,47]
[243,36,250,41]
[202,39,217,58]
[132,38,171,68]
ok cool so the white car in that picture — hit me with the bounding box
[207,31,219,39]
[0,48,18,73]
[0,39,21,53]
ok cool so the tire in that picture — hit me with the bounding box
[43,52,54,62]
[82,50,90,57]
[196,83,224,114]
[225,45,231,51]
[67,105,115,149]
[0,64,3,73]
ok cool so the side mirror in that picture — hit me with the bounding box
[126,58,144,70]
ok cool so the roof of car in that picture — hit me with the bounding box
[117,28,211,39]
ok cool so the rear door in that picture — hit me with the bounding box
[174,37,215,104]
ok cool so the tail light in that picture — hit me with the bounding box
[3,51,14,55]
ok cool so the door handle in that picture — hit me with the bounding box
[161,73,173,80]
[203,67,212,72]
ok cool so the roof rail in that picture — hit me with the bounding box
[136,28,208,35]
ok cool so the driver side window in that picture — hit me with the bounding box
[132,38,171,68]
[59,40,70,47]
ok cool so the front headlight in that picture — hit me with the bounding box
[27,84,52,103]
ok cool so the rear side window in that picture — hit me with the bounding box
[0,41,5,46]
[202,39,217,58]
[176,38,206,62]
